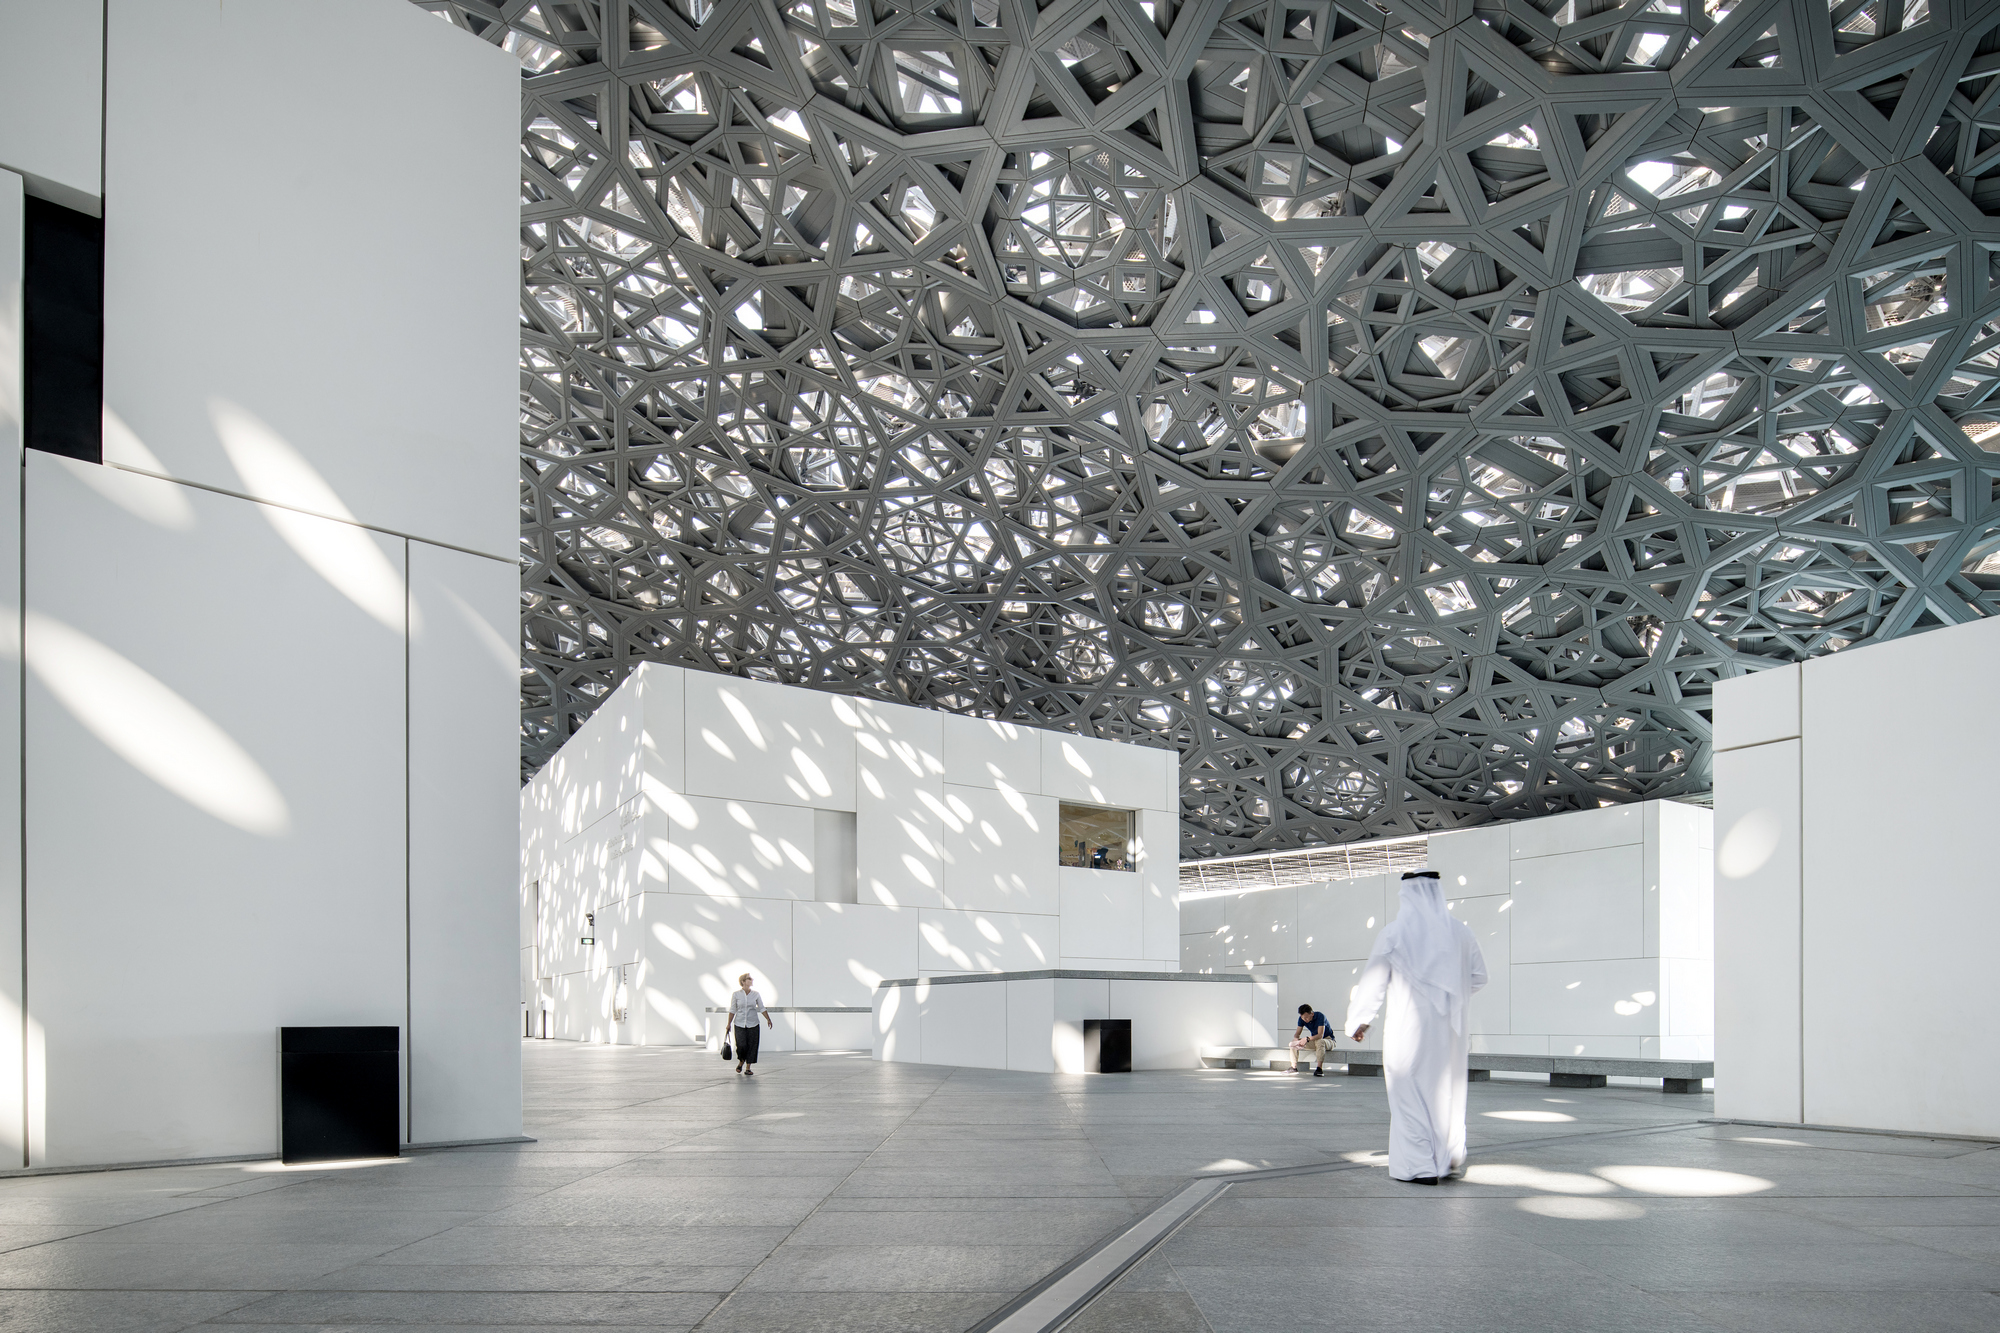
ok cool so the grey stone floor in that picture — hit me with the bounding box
[0,1043,1991,1331]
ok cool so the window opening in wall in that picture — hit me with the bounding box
[23,196,105,463]
[1059,803,1136,870]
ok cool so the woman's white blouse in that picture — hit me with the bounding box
[729,990,766,1026]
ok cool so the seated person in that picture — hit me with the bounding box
[1290,1002,1335,1076]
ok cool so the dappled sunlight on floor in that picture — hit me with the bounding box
[0,1044,1994,1332]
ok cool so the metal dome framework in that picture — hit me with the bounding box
[422,0,2000,856]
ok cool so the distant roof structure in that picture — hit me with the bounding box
[1178,834,1430,894]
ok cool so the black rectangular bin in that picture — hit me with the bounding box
[1082,1019,1131,1074]
[280,1027,399,1163]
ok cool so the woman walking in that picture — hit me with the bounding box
[730,973,774,1075]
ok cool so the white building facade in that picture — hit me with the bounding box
[520,663,1182,1050]
[0,0,521,1168]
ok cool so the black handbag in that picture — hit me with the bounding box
[721,1036,733,1061]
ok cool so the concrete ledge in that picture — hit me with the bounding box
[704,1006,873,1013]
[1470,1054,1714,1079]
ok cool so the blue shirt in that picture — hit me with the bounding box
[1297,1011,1330,1037]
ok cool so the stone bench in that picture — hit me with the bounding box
[1199,1046,1712,1093]
[1459,1053,1713,1094]
[1200,1045,1368,1071]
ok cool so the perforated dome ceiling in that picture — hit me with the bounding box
[423,0,2000,856]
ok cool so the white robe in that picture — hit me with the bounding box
[1345,909,1488,1180]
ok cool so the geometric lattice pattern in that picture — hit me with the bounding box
[419,0,2000,856]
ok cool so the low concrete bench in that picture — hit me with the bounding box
[1200,1046,1711,1093]
[1200,1045,1371,1071]
[1459,1053,1713,1094]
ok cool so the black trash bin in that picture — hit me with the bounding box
[1082,1019,1131,1073]
[280,1027,399,1163]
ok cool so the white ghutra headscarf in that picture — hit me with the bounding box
[1383,871,1470,1031]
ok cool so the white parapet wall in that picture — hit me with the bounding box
[872,970,1277,1073]
[1713,617,2000,1139]
[1181,800,1714,1060]
[520,664,1182,1046]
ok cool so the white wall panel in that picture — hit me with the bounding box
[919,982,1008,1070]
[664,795,815,902]
[1052,977,1108,1073]
[1220,885,1297,966]
[1508,844,1644,964]
[918,907,1054,974]
[940,782,1057,914]
[787,1011,872,1051]
[1273,960,1365,1029]
[1510,959,1663,1041]
[875,980,921,1062]
[1179,927,1228,973]
[1656,800,1714,962]
[1427,825,1509,897]
[25,458,406,1166]
[544,684,643,841]
[940,714,1039,791]
[1797,618,2000,1137]
[644,893,794,1022]
[1662,957,1714,1059]
[1178,892,1225,935]
[638,664,685,797]
[1713,664,1800,752]
[1712,739,1801,1123]
[101,0,515,556]
[1297,874,1389,960]
[1058,869,1144,960]
[1106,979,1272,1069]
[1006,979,1056,1072]
[0,1,102,209]
[1509,803,1642,858]
[793,902,918,1006]
[1136,808,1180,961]
[856,700,944,910]
[682,672,857,811]
[407,542,520,1144]
[1451,894,1511,1037]
[1040,731,1172,808]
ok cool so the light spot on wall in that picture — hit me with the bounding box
[209,398,408,632]
[18,611,290,836]
[71,415,196,529]
[1718,807,1784,878]
[791,747,832,796]
[1061,740,1094,777]
[718,690,768,751]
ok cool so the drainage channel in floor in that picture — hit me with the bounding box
[966,1118,1710,1333]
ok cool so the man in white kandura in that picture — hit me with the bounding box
[1345,869,1488,1184]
